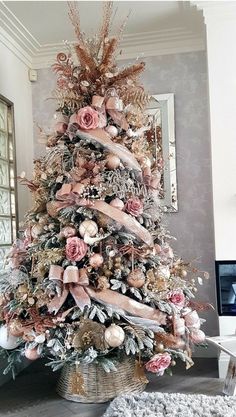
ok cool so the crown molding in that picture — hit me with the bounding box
[32,28,206,69]
[0,1,206,69]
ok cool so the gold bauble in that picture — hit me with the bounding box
[127,268,145,288]
[155,342,165,353]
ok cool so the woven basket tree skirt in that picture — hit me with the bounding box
[57,356,147,403]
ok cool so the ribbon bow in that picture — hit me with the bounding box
[92,94,129,130]
[48,265,91,313]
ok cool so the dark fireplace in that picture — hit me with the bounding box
[216,261,236,316]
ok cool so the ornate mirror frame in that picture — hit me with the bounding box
[145,93,178,212]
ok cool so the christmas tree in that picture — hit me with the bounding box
[0,2,208,385]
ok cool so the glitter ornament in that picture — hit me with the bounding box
[0,325,21,350]
[25,347,40,360]
[79,220,98,238]
[127,268,145,288]
[104,324,125,347]
[156,265,170,280]
[31,224,43,239]
[9,319,24,337]
[89,253,104,268]
[106,154,121,170]
[105,125,118,137]
[109,198,124,210]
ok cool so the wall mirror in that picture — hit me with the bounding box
[145,93,178,212]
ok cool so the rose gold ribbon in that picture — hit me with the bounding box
[87,287,166,325]
[47,185,154,246]
[77,128,142,172]
[47,265,91,313]
[47,265,166,324]
[92,95,128,130]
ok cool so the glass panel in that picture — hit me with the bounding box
[0,132,7,159]
[0,101,7,131]
[0,246,10,270]
[0,160,9,187]
[0,188,10,215]
[0,217,12,244]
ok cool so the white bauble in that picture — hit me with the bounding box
[105,125,118,137]
[79,220,98,238]
[104,324,125,347]
[0,325,21,350]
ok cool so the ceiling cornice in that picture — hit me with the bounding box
[0,1,206,70]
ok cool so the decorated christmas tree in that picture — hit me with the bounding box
[0,2,209,400]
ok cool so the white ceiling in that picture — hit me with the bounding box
[0,1,205,68]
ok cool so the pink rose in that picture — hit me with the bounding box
[168,290,185,308]
[76,106,99,130]
[125,198,143,217]
[65,237,88,262]
[145,353,172,375]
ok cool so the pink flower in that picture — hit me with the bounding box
[145,353,172,375]
[76,106,99,130]
[125,198,143,217]
[65,237,88,262]
[168,290,185,308]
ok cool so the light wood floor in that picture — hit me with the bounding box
[0,358,223,417]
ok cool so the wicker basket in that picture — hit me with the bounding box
[57,356,147,403]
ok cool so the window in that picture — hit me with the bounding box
[0,95,17,269]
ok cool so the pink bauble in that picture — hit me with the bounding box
[55,122,68,134]
[25,348,40,361]
[185,311,200,329]
[173,317,185,336]
[127,268,145,288]
[89,254,104,268]
[106,154,120,170]
[190,329,205,344]
[31,224,43,239]
[109,198,124,210]
[60,226,77,238]
[105,125,118,137]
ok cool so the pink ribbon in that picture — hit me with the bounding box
[47,265,166,324]
[92,95,129,130]
[47,265,91,313]
[46,184,153,246]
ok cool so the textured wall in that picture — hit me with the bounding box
[32,51,219,341]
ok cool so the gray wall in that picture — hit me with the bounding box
[32,51,219,343]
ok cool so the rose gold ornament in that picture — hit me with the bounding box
[127,268,145,288]
[106,154,121,170]
[9,319,24,337]
[173,317,185,336]
[190,329,205,344]
[184,310,200,329]
[89,254,104,268]
[25,347,40,360]
[104,324,125,347]
[105,125,118,137]
[60,226,77,238]
[79,220,98,238]
[109,198,124,210]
